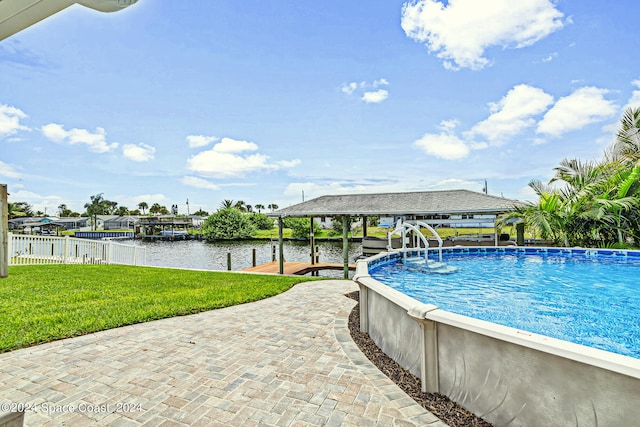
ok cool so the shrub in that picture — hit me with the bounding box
[331,216,356,234]
[248,213,274,230]
[283,217,321,239]
[203,208,255,240]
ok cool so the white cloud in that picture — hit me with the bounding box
[276,159,301,168]
[401,0,565,70]
[536,87,618,137]
[186,135,218,148]
[342,79,390,103]
[592,80,640,146]
[0,104,29,139]
[429,178,483,192]
[0,160,21,178]
[8,189,63,215]
[181,176,221,190]
[341,82,358,95]
[373,78,389,87]
[41,123,118,153]
[283,178,484,204]
[187,137,299,178]
[542,52,558,62]
[362,89,389,104]
[413,132,470,160]
[189,152,275,178]
[469,84,554,144]
[122,143,155,162]
[624,80,640,111]
[517,184,539,202]
[285,181,367,199]
[439,119,460,132]
[213,137,258,153]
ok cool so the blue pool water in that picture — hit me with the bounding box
[369,249,640,358]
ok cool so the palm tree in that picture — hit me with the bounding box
[8,202,32,218]
[138,202,148,215]
[149,203,163,215]
[219,199,234,210]
[234,200,246,212]
[106,200,118,214]
[268,203,279,212]
[255,204,265,213]
[501,148,640,248]
[8,202,27,219]
[610,107,640,163]
[594,160,640,245]
[116,206,130,216]
[84,193,107,230]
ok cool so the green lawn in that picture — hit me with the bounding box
[0,265,317,353]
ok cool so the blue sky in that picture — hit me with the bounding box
[1,0,639,215]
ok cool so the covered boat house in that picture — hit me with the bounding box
[269,189,526,277]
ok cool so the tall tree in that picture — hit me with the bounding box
[116,206,130,216]
[7,202,27,219]
[234,200,247,212]
[219,199,234,210]
[611,107,640,163]
[106,200,118,214]
[9,202,33,218]
[499,109,640,248]
[84,193,107,230]
[138,202,148,215]
[149,203,169,215]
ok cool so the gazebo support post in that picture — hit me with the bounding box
[310,217,315,265]
[278,216,284,274]
[342,215,350,279]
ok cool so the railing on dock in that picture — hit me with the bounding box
[8,233,146,266]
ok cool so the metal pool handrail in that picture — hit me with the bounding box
[388,219,443,262]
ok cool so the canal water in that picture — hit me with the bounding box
[129,239,363,278]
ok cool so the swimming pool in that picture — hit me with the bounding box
[369,248,640,358]
[355,246,640,426]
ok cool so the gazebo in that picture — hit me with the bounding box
[269,189,526,277]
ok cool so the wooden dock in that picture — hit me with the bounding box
[243,261,355,275]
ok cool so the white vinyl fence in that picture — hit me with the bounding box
[8,233,146,266]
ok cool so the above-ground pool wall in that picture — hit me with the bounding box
[433,315,640,426]
[356,275,426,379]
[354,252,640,427]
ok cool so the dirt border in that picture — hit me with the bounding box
[345,291,492,427]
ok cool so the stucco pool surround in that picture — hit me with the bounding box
[354,247,640,427]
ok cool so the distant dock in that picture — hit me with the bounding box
[74,231,134,239]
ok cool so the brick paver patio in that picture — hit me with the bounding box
[0,279,447,426]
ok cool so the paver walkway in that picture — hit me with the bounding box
[0,280,447,426]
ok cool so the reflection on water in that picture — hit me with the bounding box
[129,239,362,278]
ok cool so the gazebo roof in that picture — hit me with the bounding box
[271,189,526,217]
